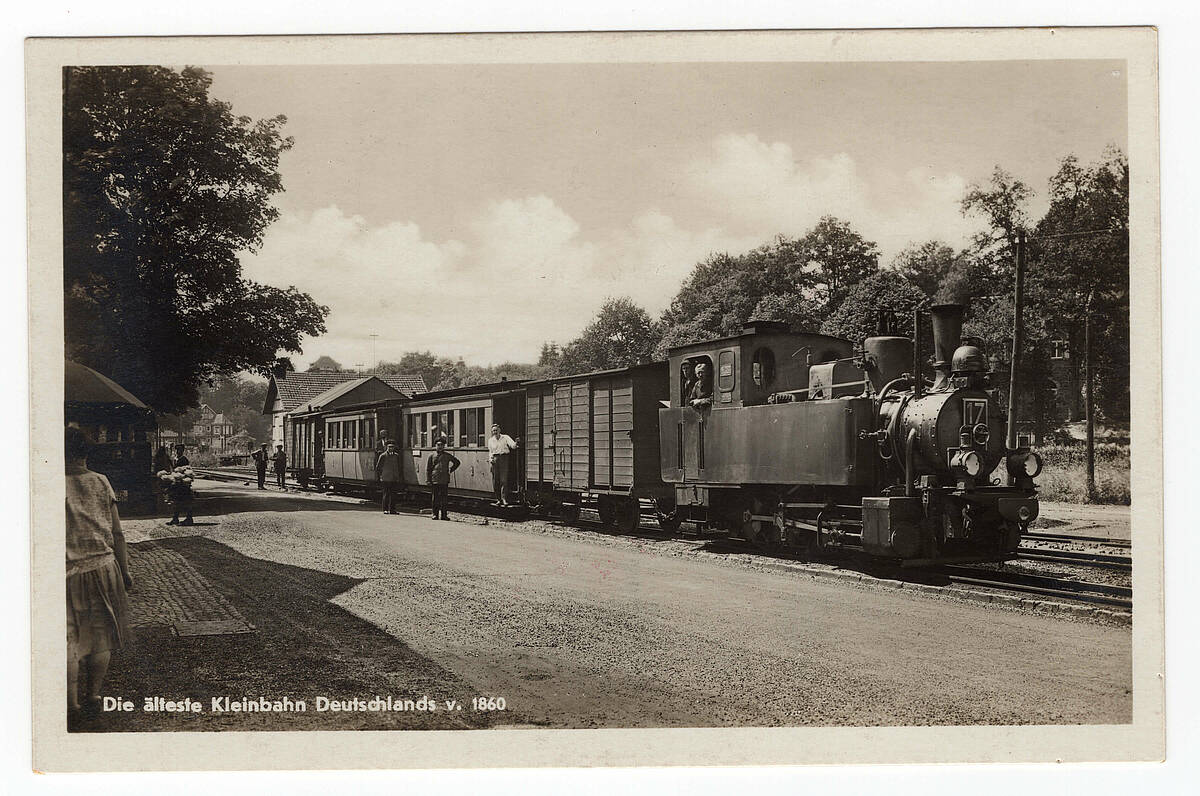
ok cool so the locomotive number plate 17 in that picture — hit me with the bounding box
[962,398,988,426]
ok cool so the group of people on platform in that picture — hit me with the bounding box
[252,442,288,490]
[373,423,519,521]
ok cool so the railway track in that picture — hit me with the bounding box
[939,565,1132,611]
[1015,547,1132,572]
[1023,530,1130,548]
[193,469,1132,611]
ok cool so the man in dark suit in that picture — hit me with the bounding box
[252,443,269,489]
[426,439,461,521]
[375,440,403,514]
[271,444,287,489]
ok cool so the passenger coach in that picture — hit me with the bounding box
[400,379,528,502]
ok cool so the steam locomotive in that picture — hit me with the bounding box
[659,304,1040,564]
[287,302,1040,566]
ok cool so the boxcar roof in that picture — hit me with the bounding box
[524,360,667,387]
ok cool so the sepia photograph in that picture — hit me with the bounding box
[27,28,1164,771]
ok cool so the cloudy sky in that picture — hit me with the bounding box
[207,60,1126,369]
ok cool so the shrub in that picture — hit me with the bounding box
[1032,442,1130,504]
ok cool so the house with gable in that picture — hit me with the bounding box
[262,369,427,451]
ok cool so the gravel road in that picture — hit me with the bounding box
[127,482,1132,728]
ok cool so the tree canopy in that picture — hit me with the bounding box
[63,66,328,414]
[821,271,927,343]
[556,297,659,374]
[655,218,879,358]
[307,355,343,372]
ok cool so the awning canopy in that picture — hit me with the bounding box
[65,360,148,407]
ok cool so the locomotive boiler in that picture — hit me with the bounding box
[658,304,1040,565]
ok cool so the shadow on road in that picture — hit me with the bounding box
[73,535,497,733]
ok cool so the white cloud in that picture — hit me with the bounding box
[682,132,986,264]
[242,132,997,368]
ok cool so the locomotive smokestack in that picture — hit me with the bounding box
[929,303,965,389]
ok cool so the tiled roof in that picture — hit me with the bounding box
[296,376,405,413]
[266,371,427,413]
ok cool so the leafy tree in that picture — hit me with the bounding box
[655,220,878,358]
[795,216,880,307]
[63,66,328,414]
[1030,148,1129,423]
[890,240,993,303]
[960,166,1033,278]
[821,271,927,343]
[378,351,447,392]
[197,375,271,442]
[307,355,343,372]
[558,297,660,374]
[537,342,562,370]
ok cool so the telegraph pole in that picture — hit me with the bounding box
[1084,289,1097,501]
[1006,230,1026,455]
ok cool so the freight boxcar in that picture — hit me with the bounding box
[525,362,671,532]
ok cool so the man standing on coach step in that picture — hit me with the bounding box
[426,439,460,520]
[487,423,519,506]
[376,440,403,514]
[252,443,269,490]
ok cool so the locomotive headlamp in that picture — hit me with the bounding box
[953,450,983,477]
[1006,450,1043,479]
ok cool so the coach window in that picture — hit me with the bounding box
[445,411,456,447]
[751,347,775,388]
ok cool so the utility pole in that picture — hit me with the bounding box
[1006,230,1026,458]
[1084,289,1097,501]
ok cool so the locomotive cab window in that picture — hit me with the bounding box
[751,347,775,388]
[681,356,713,402]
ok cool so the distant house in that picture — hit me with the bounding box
[262,370,427,451]
[157,403,243,453]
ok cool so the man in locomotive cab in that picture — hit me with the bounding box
[375,440,403,515]
[680,360,697,403]
[688,360,713,409]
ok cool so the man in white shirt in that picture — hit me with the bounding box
[486,424,519,506]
